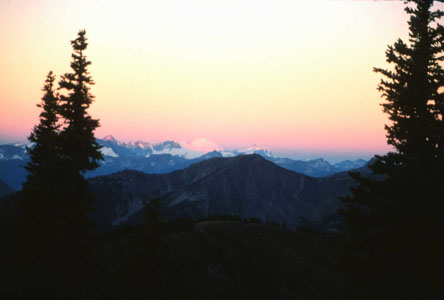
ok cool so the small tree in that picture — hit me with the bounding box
[22,72,62,269]
[341,0,444,294]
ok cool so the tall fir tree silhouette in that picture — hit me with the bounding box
[58,29,103,185]
[341,0,444,295]
[56,30,103,238]
[55,29,103,266]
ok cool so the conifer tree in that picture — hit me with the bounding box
[58,29,103,183]
[20,30,104,295]
[55,29,102,260]
[341,0,444,294]
[20,71,66,288]
[56,30,103,239]
[37,30,102,283]
[22,70,60,236]
[23,71,60,195]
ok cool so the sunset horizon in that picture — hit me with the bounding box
[1,0,429,161]
[1,1,443,297]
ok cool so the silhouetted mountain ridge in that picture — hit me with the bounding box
[90,154,352,229]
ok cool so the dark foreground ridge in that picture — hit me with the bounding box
[90,154,352,229]
[2,216,438,299]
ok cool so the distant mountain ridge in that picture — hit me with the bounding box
[89,154,353,229]
[97,135,272,159]
[0,136,368,190]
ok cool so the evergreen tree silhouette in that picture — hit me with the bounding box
[21,72,63,281]
[56,29,102,236]
[23,71,60,195]
[58,29,103,180]
[54,30,103,280]
[20,31,104,293]
[341,0,444,295]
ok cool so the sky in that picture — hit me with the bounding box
[1,0,441,161]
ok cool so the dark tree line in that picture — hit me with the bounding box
[341,0,444,297]
[21,30,103,290]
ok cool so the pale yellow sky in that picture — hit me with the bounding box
[1,0,439,159]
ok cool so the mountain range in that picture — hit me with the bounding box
[0,136,367,191]
[89,154,353,229]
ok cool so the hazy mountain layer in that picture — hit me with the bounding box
[0,138,367,190]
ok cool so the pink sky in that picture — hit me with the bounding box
[2,0,434,159]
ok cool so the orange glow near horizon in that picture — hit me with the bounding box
[2,0,439,158]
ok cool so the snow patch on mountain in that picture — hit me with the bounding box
[100,147,119,158]
[239,145,273,157]
[221,151,236,157]
[310,158,330,168]
[151,147,202,159]
[128,140,152,150]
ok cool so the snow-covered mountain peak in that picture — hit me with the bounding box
[181,138,223,153]
[310,158,331,168]
[103,135,117,142]
[239,144,273,157]
[151,140,201,159]
[129,140,152,149]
